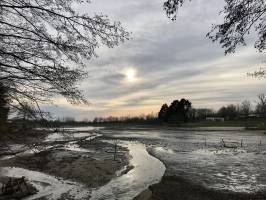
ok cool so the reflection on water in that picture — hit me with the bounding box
[45,131,102,142]
[90,141,165,200]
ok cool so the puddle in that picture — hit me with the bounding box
[63,141,95,153]
[0,145,56,160]
[154,146,175,154]
[45,132,102,142]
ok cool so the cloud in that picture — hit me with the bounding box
[100,73,125,85]
[43,0,266,120]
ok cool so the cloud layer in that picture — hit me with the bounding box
[44,0,266,120]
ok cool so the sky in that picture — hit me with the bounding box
[44,0,266,121]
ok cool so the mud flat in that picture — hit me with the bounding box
[141,175,266,200]
[102,127,266,200]
[0,129,130,200]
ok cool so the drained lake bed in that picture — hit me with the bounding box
[1,126,266,199]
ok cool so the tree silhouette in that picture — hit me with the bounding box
[0,0,129,119]
[179,98,192,122]
[158,103,169,122]
[256,94,266,118]
[158,99,192,123]
[218,104,238,120]
[241,100,251,117]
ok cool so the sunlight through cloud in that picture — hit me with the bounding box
[124,68,137,82]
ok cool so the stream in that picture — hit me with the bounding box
[90,141,165,200]
[0,127,166,200]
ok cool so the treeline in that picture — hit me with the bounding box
[90,95,266,125]
[158,95,266,124]
[2,94,266,130]
[92,113,157,125]
[192,97,266,120]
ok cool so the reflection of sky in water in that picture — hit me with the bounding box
[45,132,101,142]
[108,128,266,193]
[90,141,165,200]
[64,126,103,132]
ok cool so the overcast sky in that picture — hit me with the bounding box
[44,0,266,120]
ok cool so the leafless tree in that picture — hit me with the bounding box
[163,0,266,77]
[241,100,251,117]
[256,93,266,118]
[0,0,129,118]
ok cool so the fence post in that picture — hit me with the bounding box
[114,142,117,161]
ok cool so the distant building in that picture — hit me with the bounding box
[239,114,262,118]
[206,117,224,122]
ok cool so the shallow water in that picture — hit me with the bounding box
[45,131,102,142]
[0,127,166,200]
[104,128,266,193]
[2,126,265,199]
[90,141,165,200]
[0,167,90,200]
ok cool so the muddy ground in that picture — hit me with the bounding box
[108,126,266,200]
[0,141,128,187]
[145,175,266,200]
[0,129,130,199]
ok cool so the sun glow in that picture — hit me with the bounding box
[125,68,137,82]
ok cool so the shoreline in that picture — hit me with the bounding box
[0,130,130,199]
[134,148,266,200]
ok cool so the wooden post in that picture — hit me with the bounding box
[221,138,225,147]
[114,142,117,161]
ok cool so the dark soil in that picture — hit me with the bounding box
[148,175,266,200]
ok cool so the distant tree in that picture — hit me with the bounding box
[256,93,266,118]
[63,117,76,123]
[167,100,181,122]
[0,0,129,119]
[93,117,99,123]
[241,100,251,117]
[218,104,238,120]
[163,0,266,76]
[195,108,214,119]
[163,98,192,123]
[179,98,192,122]
[158,103,169,122]
[218,106,226,119]
[16,102,37,129]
